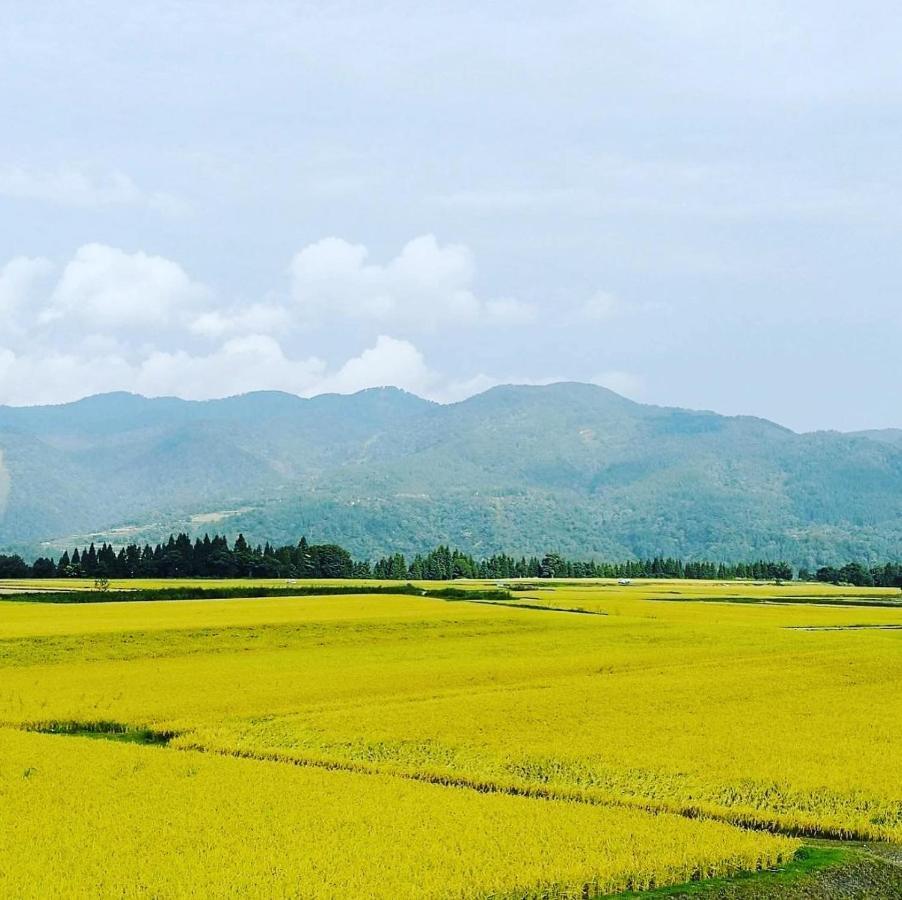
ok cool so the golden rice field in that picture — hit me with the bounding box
[0,577,899,897]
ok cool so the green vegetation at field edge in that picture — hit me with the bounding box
[650,595,902,609]
[607,844,902,899]
[29,720,175,745]
[0,584,511,604]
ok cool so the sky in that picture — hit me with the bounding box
[1,1,900,432]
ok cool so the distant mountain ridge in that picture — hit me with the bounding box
[1,383,901,566]
[852,428,902,446]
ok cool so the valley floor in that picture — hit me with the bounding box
[0,577,898,897]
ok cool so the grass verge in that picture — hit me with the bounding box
[0,584,512,604]
[607,844,902,898]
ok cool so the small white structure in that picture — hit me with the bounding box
[618,578,632,586]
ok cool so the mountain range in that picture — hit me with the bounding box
[1,383,900,566]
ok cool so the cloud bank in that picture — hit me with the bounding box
[0,237,557,406]
[289,235,535,329]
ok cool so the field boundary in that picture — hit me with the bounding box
[648,595,902,609]
[0,584,513,605]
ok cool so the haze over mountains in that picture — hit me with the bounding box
[1,383,900,566]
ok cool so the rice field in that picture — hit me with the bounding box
[0,577,899,897]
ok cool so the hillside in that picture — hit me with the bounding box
[1,383,901,565]
[853,428,902,447]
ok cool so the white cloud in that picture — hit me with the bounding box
[316,335,435,397]
[1,236,533,356]
[0,335,435,406]
[289,234,533,330]
[0,239,543,408]
[0,312,640,408]
[189,303,292,339]
[0,322,561,407]
[41,243,210,330]
[0,346,137,405]
[0,166,187,213]
[133,335,326,399]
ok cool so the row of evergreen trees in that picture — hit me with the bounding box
[374,548,795,582]
[11,535,358,580]
[0,533,899,585]
[0,532,856,583]
[808,562,902,588]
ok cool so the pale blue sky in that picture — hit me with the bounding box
[1,1,900,430]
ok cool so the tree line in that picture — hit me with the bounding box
[0,533,896,585]
[803,562,902,588]
[377,549,796,582]
[5,535,357,579]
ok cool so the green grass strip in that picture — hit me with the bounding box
[0,584,512,604]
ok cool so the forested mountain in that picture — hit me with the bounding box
[1,383,900,566]
[852,428,902,447]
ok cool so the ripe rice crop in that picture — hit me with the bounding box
[0,578,898,895]
[0,728,793,898]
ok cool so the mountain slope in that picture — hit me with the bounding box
[852,428,902,447]
[1,384,900,566]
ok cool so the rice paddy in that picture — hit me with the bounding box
[0,577,898,897]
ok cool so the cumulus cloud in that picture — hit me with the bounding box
[41,244,210,331]
[0,243,444,405]
[316,336,434,397]
[133,336,326,399]
[289,234,535,329]
[0,336,434,406]
[0,238,544,407]
[0,166,186,214]
[188,303,292,339]
[0,346,135,404]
